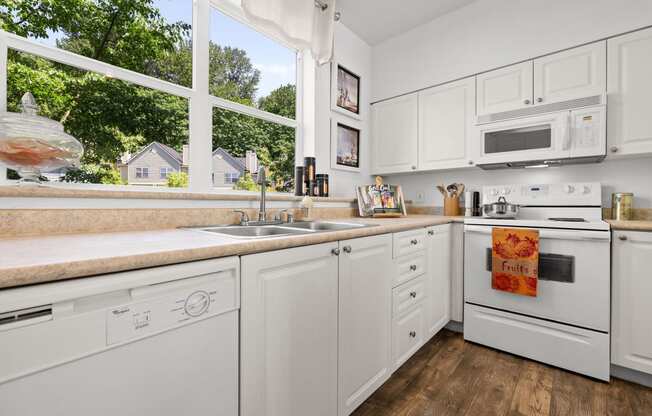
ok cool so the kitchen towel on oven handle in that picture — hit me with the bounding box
[491,227,539,297]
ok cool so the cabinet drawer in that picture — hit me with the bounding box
[393,229,426,258]
[392,305,425,370]
[393,251,426,287]
[392,276,425,317]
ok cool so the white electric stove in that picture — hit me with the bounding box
[463,182,611,381]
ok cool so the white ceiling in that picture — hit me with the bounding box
[337,0,478,45]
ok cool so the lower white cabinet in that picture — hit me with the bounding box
[392,304,425,370]
[338,234,393,416]
[612,230,652,375]
[424,224,451,337]
[450,223,464,322]
[240,242,339,416]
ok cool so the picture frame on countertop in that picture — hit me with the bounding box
[330,117,361,172]
[331,61,362,120]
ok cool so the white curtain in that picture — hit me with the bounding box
[241,0,336,65]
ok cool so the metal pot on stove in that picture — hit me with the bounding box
[483,196,520,218]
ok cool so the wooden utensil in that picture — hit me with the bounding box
[436,185,447,197]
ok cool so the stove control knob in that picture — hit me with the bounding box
[564,185,575,194]
[582,185,591,194]
[503,188,511,195]
[491,189,499,196]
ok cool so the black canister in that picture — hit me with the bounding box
[316,174,329,197]
[472,191,481,216]
[294,166,305,196]
[303,157,316,195]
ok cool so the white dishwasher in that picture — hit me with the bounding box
[0,257,239,416]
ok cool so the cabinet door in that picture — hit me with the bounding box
[425,224,451,338]
[612,231,652,375]
[607,27,652,157]
[418,77,476,170]
[533,42,606,105]
[371,93,418,174]
[476,61,533,115]
[241,243,339,416]
[450,223,464,322]
[339,234,393,416]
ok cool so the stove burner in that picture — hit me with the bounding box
[547,217,587,222]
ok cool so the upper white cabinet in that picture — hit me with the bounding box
[418,77,476,170]
[338,234,393,416]
[371,93,418,174]
[477,61,533,115]
[240,243,339,416]
[607,27,652,157]
[533,42,606,105]
[612,231,652,375]
[476,42,606,116]
[424,224,451,337]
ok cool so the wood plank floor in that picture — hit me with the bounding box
[352,330,652,416]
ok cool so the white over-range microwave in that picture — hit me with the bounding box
[475,94,606,169]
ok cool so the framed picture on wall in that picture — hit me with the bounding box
[330,118,361,172]
[331,62,361,120]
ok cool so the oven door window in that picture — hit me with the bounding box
[485,248,574,283]
[484,124,552,154]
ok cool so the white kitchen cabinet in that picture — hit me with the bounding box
[607,27,652,157]
[476,61,533,115]
[338,234,393,416]
[612,230,652,375]
[424,224,451,337]
[240,242,339,416]
[450,223,464,322]
[371,93,418,174]
[418,77,476,170]
[533,42,606,105]
[391,303,425,370]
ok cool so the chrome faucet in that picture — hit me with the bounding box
[257,166,267,222]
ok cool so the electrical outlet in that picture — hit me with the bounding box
[415,191,425,202]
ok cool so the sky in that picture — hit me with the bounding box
[37,0,296,99]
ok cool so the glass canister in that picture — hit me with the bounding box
[612,193,633,220]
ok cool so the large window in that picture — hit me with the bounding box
[0,0,301,192]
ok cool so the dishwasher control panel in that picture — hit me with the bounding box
[106,273,236,345]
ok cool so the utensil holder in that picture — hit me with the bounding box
[444,196,460,216]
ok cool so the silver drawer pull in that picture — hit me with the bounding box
[618,235,627,241]
[343,245,352,253]
[409,331,416,338]
[427,230,434,236]
[331,248,340,256]
[409,265,417,271]
[409,291,417,298]
[410,239,418,245]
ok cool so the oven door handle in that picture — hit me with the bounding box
[464,225,610,241]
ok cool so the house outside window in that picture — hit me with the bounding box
[0,0,302,192]
[160,167,173,179]
[135,167,149,179]
[224,172,240,184]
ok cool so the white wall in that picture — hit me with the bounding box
[387,157,652,209]
[371,0,652,102]
[314,24,373,197]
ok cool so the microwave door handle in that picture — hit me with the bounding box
[562,113,572,151]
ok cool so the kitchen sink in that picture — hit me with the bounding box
[185,221,377,239]
[194,225,313,238]
[283,221,375,231]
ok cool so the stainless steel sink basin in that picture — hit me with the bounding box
[185,221,377,239]
[195,225,313,239]
[283,221,375,231]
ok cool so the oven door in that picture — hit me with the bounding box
[463,225,610,332]
[476,111,570,165]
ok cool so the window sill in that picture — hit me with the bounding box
[0,182,356,204]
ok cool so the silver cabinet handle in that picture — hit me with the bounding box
[409,265,417,271]
[618,235,628,241]
[411,165,417,170]
[610,146,619,153]
[410,239,418,245]
[524,99,531,105]
[427,230,435,236]
[410,291,417,298]
[537,97,543,103]
[468,160,474,165]
[343,245,352,253]
[331,248,340,256]
[409,331,416,338]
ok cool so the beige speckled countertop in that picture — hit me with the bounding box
[606,220,652,231]
[0,215,462,290]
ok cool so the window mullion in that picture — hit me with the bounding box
[188,0,213,192]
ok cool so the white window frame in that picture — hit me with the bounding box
[224,171,240,184]
[160,167,172,179]
[0,0,308,192]
[135,167,149,179]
